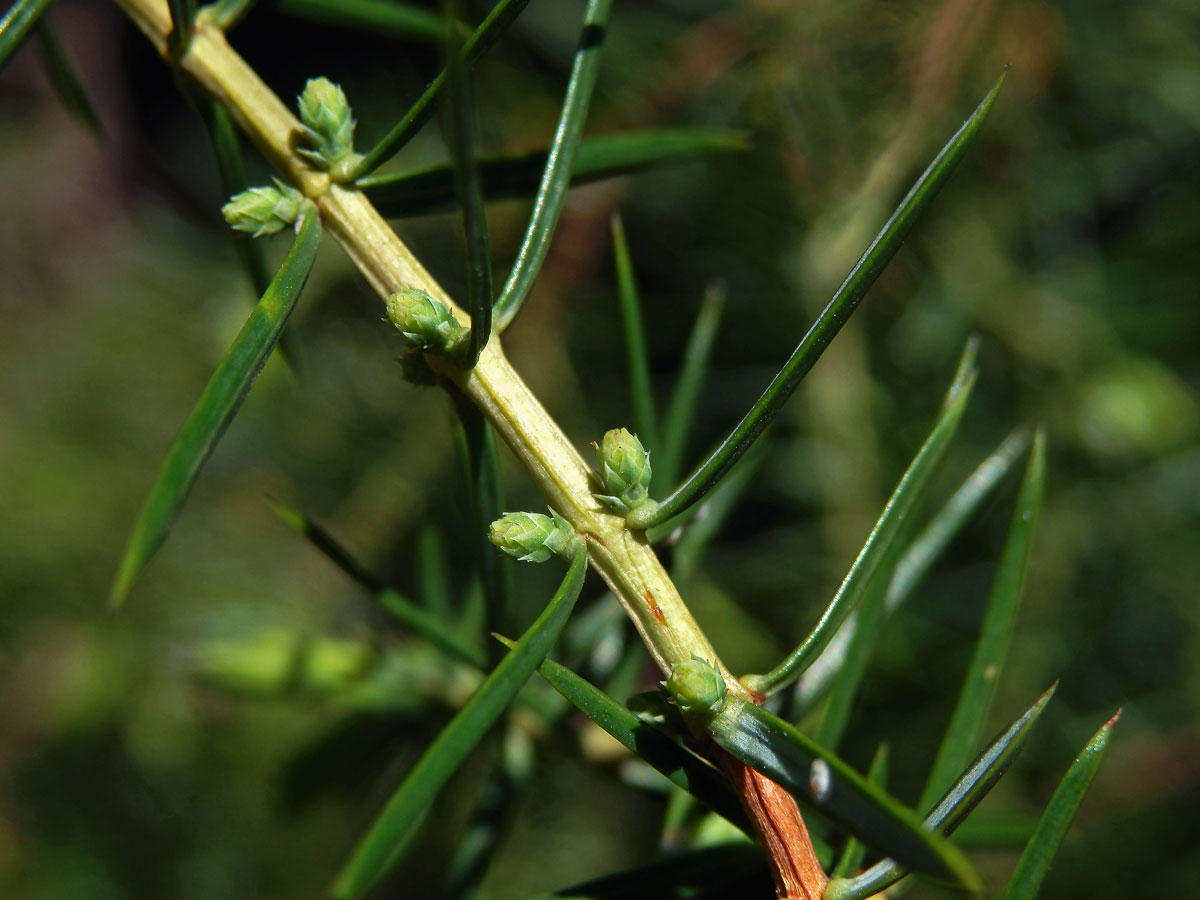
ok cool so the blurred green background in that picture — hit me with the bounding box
[1,0,1197,898]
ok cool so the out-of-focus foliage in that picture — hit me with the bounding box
[0,1,1196,899]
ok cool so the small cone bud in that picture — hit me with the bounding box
[596,428,652,514]
[666,658,726,716]
[297,77,357,172]
[386,287,466,352]
[222,180,307,237]
[489,511,579,563]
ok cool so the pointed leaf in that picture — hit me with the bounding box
[926,684,1057,833]
[267,500,485,668]
[415,525,452,618]
[512,844,769,900]
[825,685,1056,900]
[443,777,516,900]
[196,100,271,295]
[360,128,747,217]
[886,426,1031,611]
[454,398,512,661]
[110,213,320,607]
[918,429,1046,810]
[795,425,1030,715]
[0,0,53,70]
[612,215,658,451]
[746,340,979,696]
[663,436,766,579]
[810,534,909,749]
[379,587,487,668]
[953,814,1037,849]
[193,98,302,368]
[659,784,698,851]
[511,641,752,834]
[276,0,444,39]
[702,697,981,891]
[809,338,982,740]
[331,547,588,899]
[267,499,382,592]
[491,0,615,331]
[1000,711,1118,900]
[350,0,534,177]
[659,281,725,491]
[831,743,890,879]
[166,0,196,58]
[443,8,493,366]
[35,22,101,134]
[626,74,1007,531]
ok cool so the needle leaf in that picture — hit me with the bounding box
[626,74,1007,531]
[491,0,614,331]
[611,215,658,452]
[830,743,890,879]
[109,213,320,607]
[826,684,1057,900]
[702,697,980,891]
[511,845,769,900]
[918,429,1046,810]
[886,427,1032,611]
[330,547,588,899]
[746,340,979,696]
[360,128,746,218]
[0,0,53,70]
[166,0,196,58]
[267,500,485,668]
[193,98,303,369]
[795,426,1031,716]
[443,5,493,366]
[1000,711,1119,900]
[275,0,444,40]
[659,281,725,491]
[349,0,533,177]
[34,22,101,133]
[454,399,512,662]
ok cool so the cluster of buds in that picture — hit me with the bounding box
[595,428,653,516]
[296,77,361,181]
[489,510,581,564]
[220,76,360,237]
[221,179,313,237]
[386,287,467,353]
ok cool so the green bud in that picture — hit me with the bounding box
[595,428,652,515]
[296,77,359,174]
[386,287,466,352]
[489,510,579,563]
[221,180,309,237]
[665,658,726,716]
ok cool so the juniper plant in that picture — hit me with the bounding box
[1,1,1118,898]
